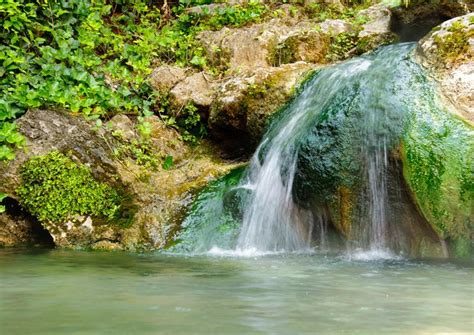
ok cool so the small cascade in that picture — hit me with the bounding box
[173,42,460,257]
[235,44,414,253]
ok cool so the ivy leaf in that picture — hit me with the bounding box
[0,145,15,160]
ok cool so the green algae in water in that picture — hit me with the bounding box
[170,166,246,253]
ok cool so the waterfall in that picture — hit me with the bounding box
[173,43,444,256]
[235,43,415,253]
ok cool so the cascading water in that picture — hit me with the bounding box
[173,42,466,257]
[236,44,414,253]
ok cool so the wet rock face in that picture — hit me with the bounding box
[0,109,238,250]
[415,13,474,123]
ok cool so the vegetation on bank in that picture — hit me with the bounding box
[16,151,133,226]
[0,0,387,162]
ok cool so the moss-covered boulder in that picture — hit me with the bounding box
[288,43,448,257]
[402,14,474,257]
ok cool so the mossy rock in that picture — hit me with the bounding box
[400,96,473,257]
[169,166,246,252]
[17,151,133,226]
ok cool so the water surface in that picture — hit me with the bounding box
[0,249,472,334]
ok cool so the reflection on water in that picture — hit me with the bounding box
[0,249,472,334]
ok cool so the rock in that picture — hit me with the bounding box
[0,109,119,198]
[272,30,330,66]
[197,19,292,74]
[209,62,316,150]
[0,212,37,246]
[149,65,188,92]
[415,14,474,123]
[359,4,392,38]
[401,15,474,257]
[108,114,137,141]
[169,72,216,109]
[0,109,239,250]
[0,197,53,247]
[319,19,354,35]
[91,240,123,251]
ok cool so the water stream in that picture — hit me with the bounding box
[237,44,406,253]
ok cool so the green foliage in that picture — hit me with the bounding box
[113,137,160,169]
[0,0,162,159]
[305,2,370,22]
[162,155,174,170]
[0,0,269,156]
[156,1,267,69]
[434,21,473,62]
[0,121,25,160]
[326,32,360,61]
[0,192,6,213]
[17,151,132,225]
[178,102,207,143]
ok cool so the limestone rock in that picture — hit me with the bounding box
[0,109,119,199]
[149,65,188,93]
[197,19,292,73]
[359,4,392,38]
[415,14,474,123]
[209,62,316,148]
[0,212,46,247]
[108,114,137,141]
[319,19,354,35]
[169,72,216,109]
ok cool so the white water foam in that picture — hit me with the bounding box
[205,246,317,258]
[345,248,403,261]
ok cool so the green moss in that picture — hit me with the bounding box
[17,151,134,226]
[433,21,473,63]
[401,78,474,241]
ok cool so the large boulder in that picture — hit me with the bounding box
[0,109,239,250]
[289,43,454,257]
[197,19,292,74]
[169,72,216,110]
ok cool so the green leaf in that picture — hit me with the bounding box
[162,155,173,170]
